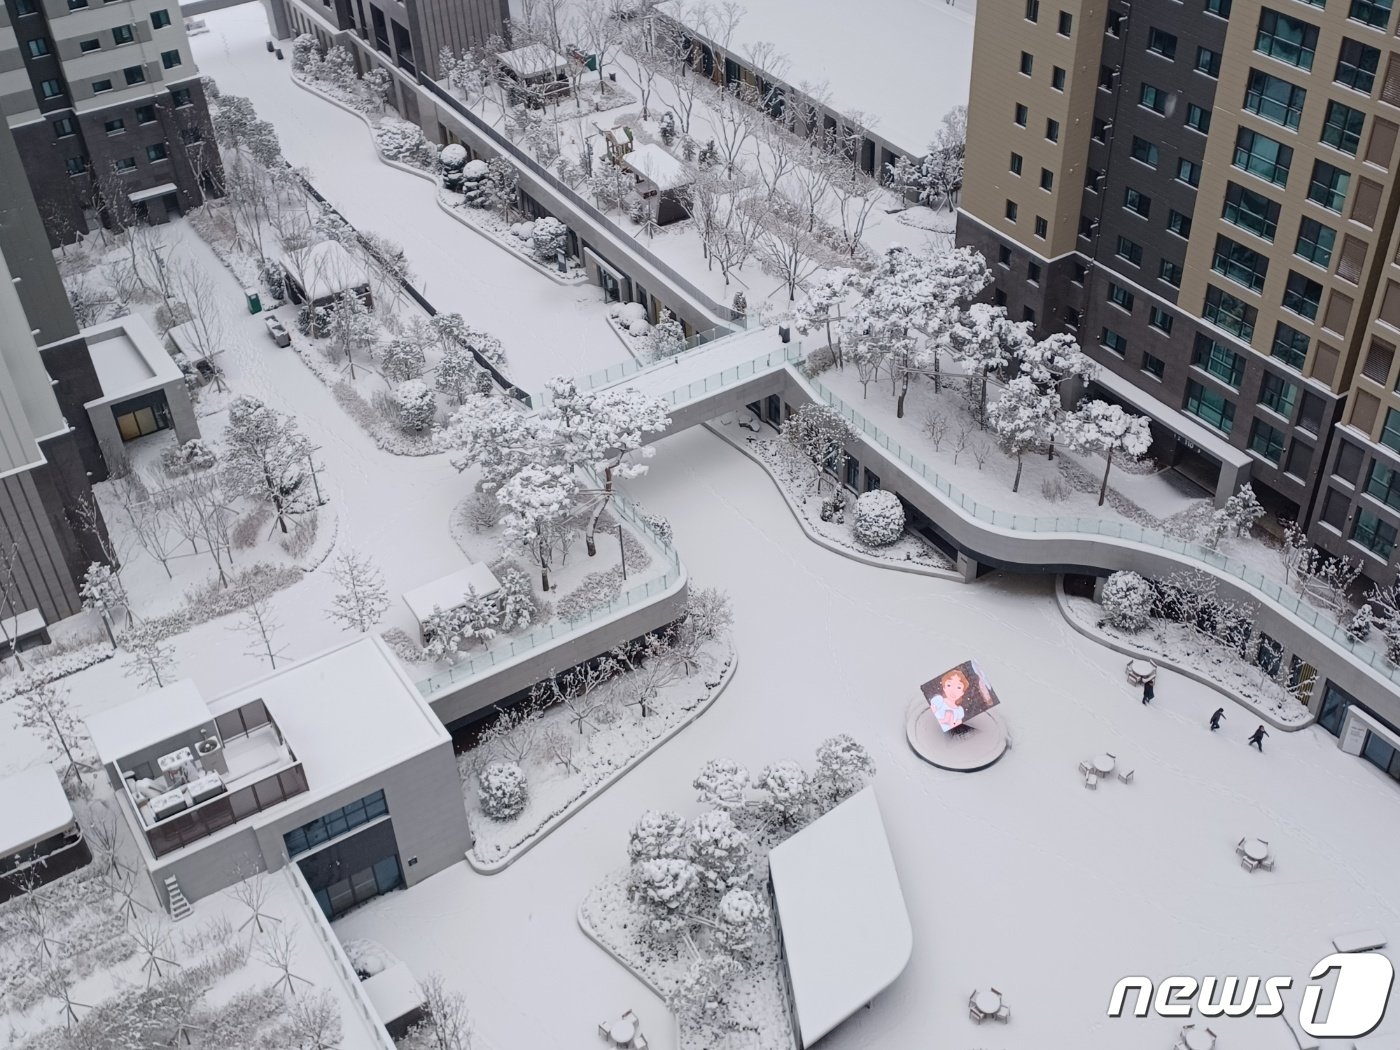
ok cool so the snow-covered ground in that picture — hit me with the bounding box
[337,425,1400,1050]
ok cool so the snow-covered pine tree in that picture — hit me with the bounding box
[986,376,1057,492]
[1061,400,1152,506]
[221,396,316,533]
[780,404,857,493]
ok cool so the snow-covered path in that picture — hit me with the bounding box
[337,423,1400,1050]
[192,4,626,392]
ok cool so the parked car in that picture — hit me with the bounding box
[264,316,291,348]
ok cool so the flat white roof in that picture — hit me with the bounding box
[128,181,178,203]
[0,765,76,855]
[81,314,183,405]
[281,241,371,303]
[86,679,214,766]
[768,786,912,1048]
[402,564,502,626]
[363,962,425,1024]
[622,144,690,191]
[166,319,210,362]
[208,636,446,797]
[496,43,567,78]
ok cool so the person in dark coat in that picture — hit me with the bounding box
[1248,725,1268,751]
[1141,678,1154,704]
[1209,708,1225,731]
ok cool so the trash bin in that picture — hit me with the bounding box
[244,287,262,314]
[266,40,274,52]
[275,48,284,60]
[778,325,791,343]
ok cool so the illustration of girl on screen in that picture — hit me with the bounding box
[928,667,971,729]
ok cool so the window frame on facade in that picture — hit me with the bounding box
[1335,38,1381,92]
[1147,27,1178,59]
[1185,379,1238,433]
[1271,322,1309,368]
[1255,8,1320,70]
[1222,182,1281,240]
[1212,234,1271,292]
[1294,216,1337,267]
[1131,135,1160,166]
[1243,68,1308,129]
[1192,334,1247,387]
[1306,160,1350,211]
[1186,103,1213,133]
[1351,508,1397,559]
[1259,371,1299,418]
[1203,284,1258,340]
[1320,99,1366,155]
[1282,270,1324,320]
[1140,82,1169,114]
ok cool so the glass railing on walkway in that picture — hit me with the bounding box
[804,374,1400,686]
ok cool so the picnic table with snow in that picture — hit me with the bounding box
[402,564,503,636]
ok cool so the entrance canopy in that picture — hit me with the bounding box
[768,786,912,1047]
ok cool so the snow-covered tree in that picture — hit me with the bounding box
[221,396,316,533]
[291,33,320,74]
[234,592,286,669]
[758,761,811,826]
[781,404,857,493]
[484,157,521,218]
[812,734,875,808]
[986,376,1058,492]
[693,758,751,812]
[322,291,377,380]
[121,621,176,690]
[79,562,125,645]
[794,276,852,367]
[362,67,392,111]
[498,463,578,590]
[1346,604,1374,644]
[495,566,538,631]
[411,973,475,1050]
[1100,571,1154,632]
[1368,581,1400,663]
[380,338,427,382]
[530,216,568,262]
[435,341,480,405]
[393,379,438,432]
[628,809,689,864]
[687,810,749,896]
[328,550,389,634]
[713,887,768,960]
[667,952,742,1026]
[439,142,469,191]
[1017,331,1097,459]
[641,311,687,362]
[629,857,701,936]
[15,683,90,783]
[478,761,527,820]
[460,158,491,207]
[1203,484,1266,549]
[436,395,543,492]
[852,489,904,547]
[949,303,1032,425]
[1062,400,1152,505]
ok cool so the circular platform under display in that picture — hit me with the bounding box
[905,697,1009,772]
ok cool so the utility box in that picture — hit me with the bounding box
[244,287,262,314]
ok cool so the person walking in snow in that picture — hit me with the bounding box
[1248,725,1268,752]
[1209,708,1225,731]
[1141,678,1154,704]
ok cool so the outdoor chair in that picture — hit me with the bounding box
[632,1035,649,1050]
[1235,837,1247,857]
[1241,856,1259,872]
[598,1022,611,1040]
[1259,856,1274,872]
[1118,769,1134,784]
[994,1004,1010,1023]
[1084,772,1098,789]
[622,1010,638,1026]
[1078,760,1091,777]
[968,991,985,1024]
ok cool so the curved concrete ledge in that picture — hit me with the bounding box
[466,649,738,874]
[705,420,963,582]
[577,892,684,1047]
[904,698,1009,771]
[1052,578,1314,733]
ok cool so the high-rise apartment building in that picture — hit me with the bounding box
[958,0,1400,585]
[0,0,221,244]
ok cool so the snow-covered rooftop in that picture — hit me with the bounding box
[655,0,975,155]
[496,43,567,79]
[86,679,215,766]
[281,240,371,303]
[362,962,425,1026]
[81,314,184,405]
[767,786,912,1048]
[622,143,690,192]
[402,564,503,627]
[0,765,76,855]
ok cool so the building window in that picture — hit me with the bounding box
[1186,103,1212,133]
[1282,271,1323,319]
[1058,10,1072,33]
[1107,282,1136,311]
[1192,335,1246,387]
[1052,66,1066,91]
[1349,0,1393,29]
[1222,183,1281,240]
[998,245,1012,267]
[1285,441,1314,478]
[1159,259,1183,287]
[1102,328,1129,355]
[1335,38,1380,92]
[1026,0,1040,21]
[283,791,389,856]
[1295,217,1337,267]
[1148,28,1178,59]
[1167,209,1193,238]
[1244,69,1307,129]
[1028,261,1042,283]
[1337,439,1367,480]
[67,0,88,8]
[79,37,101,52]
[1255,8,1319,70]
[1034,168,1052,193]
[994,288,1008,307]
[1249,419,1287,463]
[1099,64,1116,90]
[15,0,36,11]
[1107,9,1125,34]
[113,24,134,45]
[146,143,168,162]
[91,78,114,93]
[1185,380,1237,433]
[1196,45,1222,77]
[1149,306,1174,334]
[1065,307,1081,328]
[1352,509,1397,558]
[1014,103,1029,127]
[1010,152,1023,175]
[1079,216,1095,239]
[1046,118,1060,142]
[1271,322,1309,368]
[1213,234,1270,292]
[161,49,182,69]
[1205,0,1233,16]
[1321,100,1366,155]
[1203,284,1258,340]
[42,79,65,99]
[1034,216,1048,238]
[104,117,125,134]
[1233,127,1293,185]
[123,65,146,85]
[1366,462,1400,510]
[1116,236,1144,265]
[1306,160,1350,211]
[25,37,51,57]
[1259,372,1299,418]
[1086,167,1101,191]
[171,87,193,107]
[151,8,171,27]
[1006,200,1019,221]
[114,157,137,172]
[1177,157,1202,186]
[1072,261,1087,284]
[53,117,76,137]
[1124,187,1151,217]
[136,103,157,123]
[1092,117,1109,142]
[1131,136,1159,166]
[1020,51,1035,76]
[1140,83,1168,113]
[180,127,202,144]
[1381,407,1400,452]
[64,156,87,176]
[1143,352,1166,379]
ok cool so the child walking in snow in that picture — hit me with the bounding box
[1141,679,1154,704]
[1209,708,1225,731]
[1248,725,1268,751]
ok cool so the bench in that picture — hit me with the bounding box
[1332,929,1386,953]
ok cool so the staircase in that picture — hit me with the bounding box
[163,876,193,921]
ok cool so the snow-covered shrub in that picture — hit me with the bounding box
[627,809,688,864]
[628,857,700,936]
[627,196,646,224]
[291,33,319,73]
[1201,484,1266,549]
[693,758,749,811]
[380,338,426,382]
[530,216,567,262]
[231,506,273,550]
[392,380,437,432]
[731,290,747,316]
[687,810,749,895]
[461,159,490,206]
[556,567,624,623]
[494,565,539,630]
[160,438,216,477]
[642,311,686,362]
[279,509,319,558]
[643,511,672,543]
[1100,570,1154,633]
[800,345,835,378]
[463,490,501,532]
[319,45,355,87]
[439,143,469,190]
[380,626,426,663]
[852,490,904,547]
[374,119,437,169]
[819,490,846,523]
[659,111,676,146]
[759,762,811,826]
[713,888,767,959]
[477,761,527,820]
[1347,605,1374,643]
[812,734,875,807]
